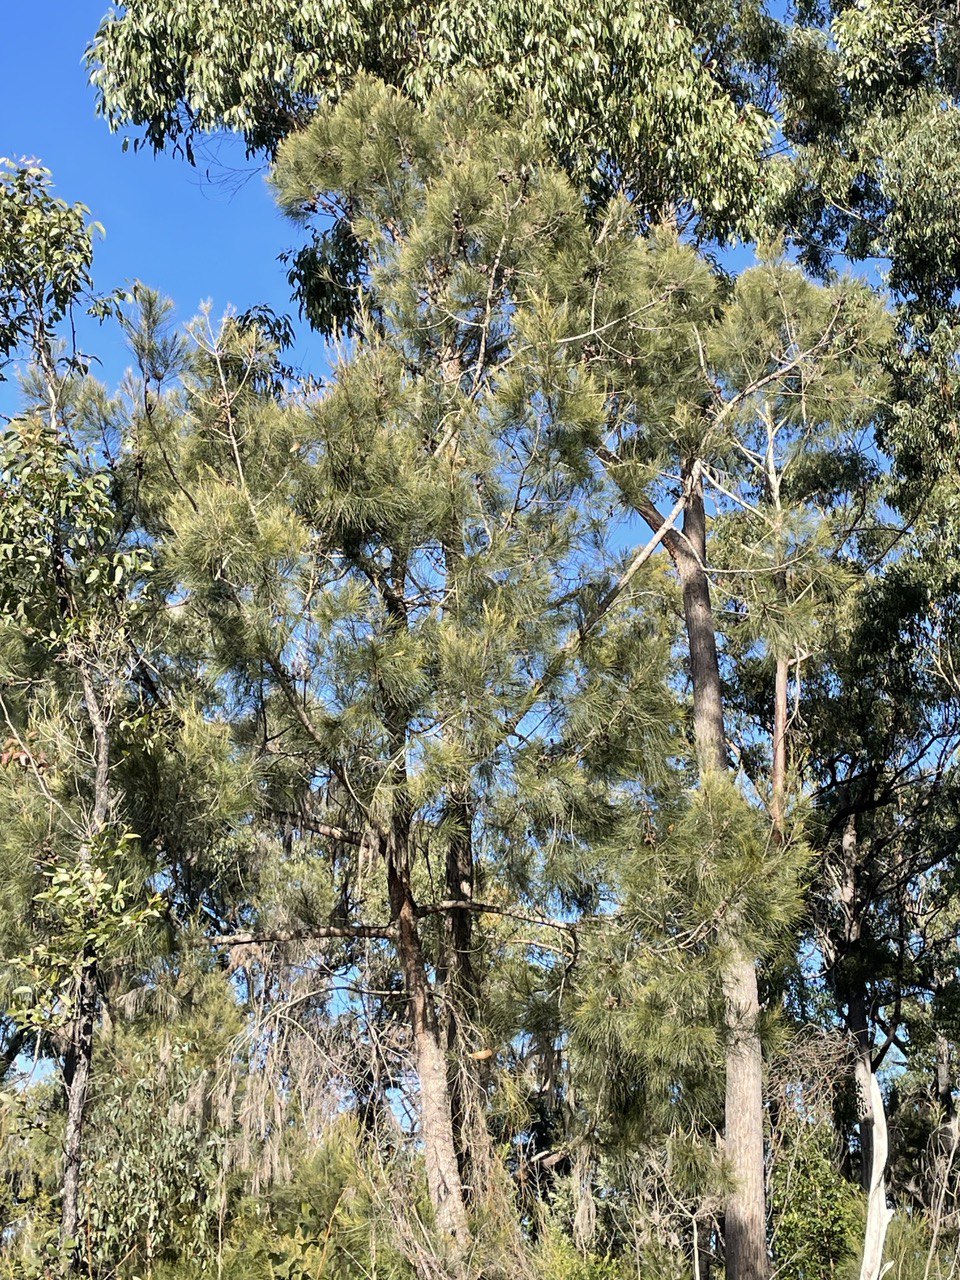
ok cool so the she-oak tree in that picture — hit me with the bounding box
[8,2,960,1275]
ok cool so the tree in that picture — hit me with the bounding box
[21,8,960,1276]
[0,163,162,1271]
[87,0,774,239]
[566,244,891,1278]
[122,78,689,1260]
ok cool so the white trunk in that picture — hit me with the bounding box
[856,1057,893,1280]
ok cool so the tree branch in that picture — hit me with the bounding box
[211,923,398,947]
[272,812,363,845]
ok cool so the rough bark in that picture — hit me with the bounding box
[441,788,486,1196]
[437,509,487,1198]
[675,477,727,775]
[672,468,769,1280]
[385,824,470,1249]
[721,947,768,1280]
[60,667,111,1267]
[377,535,470,1252]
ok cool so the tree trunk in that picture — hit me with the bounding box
[438,516,487,1199]
[722,947,768,1280]
[441,789,486,1197]
[376,545,470,1253]
[694,1213,713,1280]
[60,954,97,1258]
[675,479,727,777]
[0,1026,26,1082]
[60,668,111,1270]
[847,991,876,1196]
[935,1030,954,1120]
[855,1054,892,1280]
[385,826,470,1251]
[675,470,769,1280]
[835,816,892,1280]
[771,656,789,839]
[924,1031,958,1280]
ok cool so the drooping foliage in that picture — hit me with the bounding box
[8,5,960,1280]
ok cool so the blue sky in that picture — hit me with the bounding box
[0,1,316,411]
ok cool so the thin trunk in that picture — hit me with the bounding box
[765,409,789,846]
[722,948,768,1280]
[771,656,789,841]
[0,1026,26,1081]
[924,1032,958,1280]
[442,789,485,1197]
[60,955,97,1256]
[60,669,111,1267]
[848,988,876,1196]
[378,537,469,1251]
[676,469,769,1280]
[676,476,727,775]
[839,819,892,1280]
[695,1214,713,1280]
[935,1031,954,1120]
[438,512,486,1198]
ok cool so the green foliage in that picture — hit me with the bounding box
[0,419,150,647]
[531,1222,630,1280]
[10,836,160,1032]
[0,162,96,372]
[771,1119,860,1280]
[13,18,960,1280]
[88,0,772,234]
[84,1031,230,1276]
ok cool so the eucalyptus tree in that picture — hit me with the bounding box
[86,0,775,241]
[768,0,960,325]
[0,162,163,1269]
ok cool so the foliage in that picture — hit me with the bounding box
[9,10,960,1280]
[0,162,96,374]
[10,840,160,1030]
[87,0,773,235]
[770,1118,860,1280]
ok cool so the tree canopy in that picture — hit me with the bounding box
[5,6,960,1280]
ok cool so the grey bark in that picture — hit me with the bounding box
[60,668,111,1268]
[385,823,470,1250]
[836,816,892,1280]
[380,559,470,1253]
[642,466,769,1280]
